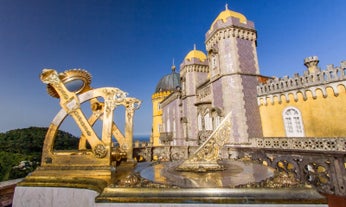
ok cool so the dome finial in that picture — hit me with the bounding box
[225,2,229,11]
[193,44,196,50]
[171,58,176,72]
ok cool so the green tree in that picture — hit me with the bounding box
[0,127,79,181]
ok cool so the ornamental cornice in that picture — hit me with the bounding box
[250,137,346,152]
[180,64,209,76]
[152,91,172,99]
[160,91,180,108]
[257,81,346,106]
[257,61,346,105]
[257,62,346,97]
[206,26,257,51]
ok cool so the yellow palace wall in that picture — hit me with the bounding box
[259,85,346,137]
[151,91,171,146]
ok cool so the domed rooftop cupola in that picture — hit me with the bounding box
[155,63,181,93]
[184,44,207,62]
[210,4,247,29]
[206,4,256,51]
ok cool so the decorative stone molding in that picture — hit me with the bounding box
[170,147,188,161]
[257,61,346,105]
[180,64,209,77]
[206,26,257,52]
[196,84,211,101]
[152,146,171,161]
[134,136,346,196]
[250,137,346,152]
[236,147,346,197]
[160,91,180,108]
[180,57,208,71]
[152,91,171,99]
[198,130,213,145]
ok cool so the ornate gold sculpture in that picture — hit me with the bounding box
[21,69,141,188]
[177,112,232,172]
[16,69,327,205]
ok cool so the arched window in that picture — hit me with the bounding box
[211,55,217,69]
[167,119,171,132]
[283,107,304,137]
[173,120,176,137]
[197,114,202,131]
[213,115,221,129]
[204,110,213,130]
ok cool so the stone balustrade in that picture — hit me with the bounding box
[196,84,211,102]
[250,137,346,152]
[134,137,346,162]
[134,137,346,197]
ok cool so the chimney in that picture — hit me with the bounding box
[304,56,320,74]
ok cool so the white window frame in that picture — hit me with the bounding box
[167,119,171,132]
[204,110,213,131]
[197,114,202,131]
[173,120,176,137]
[283,107,304,137]
[213,115,221,130]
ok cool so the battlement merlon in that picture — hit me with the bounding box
[179,58,209,77]
[257,58,346,97]
[205,17,256,49]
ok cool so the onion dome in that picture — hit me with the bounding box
[184,44,207,62]
[155,64,181,93]
[210,4,247,29]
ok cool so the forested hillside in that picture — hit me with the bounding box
[0,127,79,181]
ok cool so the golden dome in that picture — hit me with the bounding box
[210,4,247,29]
[184,45,207,62]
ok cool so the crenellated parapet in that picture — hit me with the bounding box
[180,63,209,77]
[258,59,346,105]
[206,26,257,52]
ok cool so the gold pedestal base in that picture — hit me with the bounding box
[97,187,326,204]
[18,166,112,193]
[17,162,328,205]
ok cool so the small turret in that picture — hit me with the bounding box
[304,56,320,74]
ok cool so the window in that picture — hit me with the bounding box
[183,122,188,138]
[283,107,304,137]
[167,119,171,132]
[173,121,176,137]
[213,116,221,129]
[210,52,218,69]
[204,110,213,130]
[198,114,202,131]
[211,56,217,68]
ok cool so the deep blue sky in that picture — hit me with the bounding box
[0,0,345,136]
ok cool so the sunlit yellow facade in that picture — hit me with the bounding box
[260,85,346,137]
[258,57,346,138]
[151,91,171,146]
